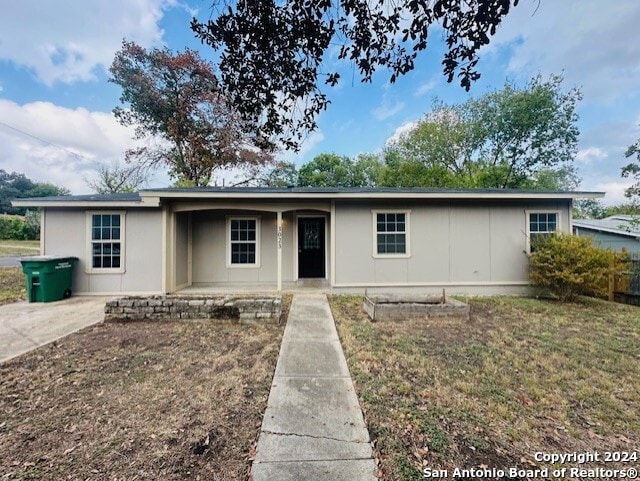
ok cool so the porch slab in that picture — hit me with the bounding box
[177,280,331,295]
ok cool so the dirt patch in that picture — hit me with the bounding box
[331,295,640,480]
[0,295,291,480]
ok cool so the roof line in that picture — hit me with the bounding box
[11,187,605,208]
[573,221,640,238]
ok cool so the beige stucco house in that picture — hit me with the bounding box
[13,187,602,296]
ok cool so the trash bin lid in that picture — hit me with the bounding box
[20,255,78,263]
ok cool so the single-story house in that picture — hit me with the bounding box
[13,187,602,296]
[573,215,640,253]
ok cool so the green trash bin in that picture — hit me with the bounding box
[20,256,78,302]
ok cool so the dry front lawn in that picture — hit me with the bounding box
[0,307,288,480]
[0,240,40,256]
[0,266,26,305]
[331,296,640,480]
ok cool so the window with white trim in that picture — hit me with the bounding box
[228,218,259,266]
[528,212,558,252]
[375,211,408,255]
[90,213,124,270]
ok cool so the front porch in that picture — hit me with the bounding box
[162,199,335,294]
[176,279,331,295]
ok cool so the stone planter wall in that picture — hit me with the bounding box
[104,295,282,324]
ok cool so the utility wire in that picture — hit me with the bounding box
[0,119,90,161]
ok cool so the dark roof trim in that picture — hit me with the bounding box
[11,192,160,208]
[140,186,602,196]
[12,186,604,208]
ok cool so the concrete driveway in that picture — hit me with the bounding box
[0,296,110,364]
[0,256,20,268]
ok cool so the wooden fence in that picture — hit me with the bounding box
[613,253,640,306]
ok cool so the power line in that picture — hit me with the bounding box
[0,119,90,161]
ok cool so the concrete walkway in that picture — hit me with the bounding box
[0,296,109,364]
[252,293,376,481]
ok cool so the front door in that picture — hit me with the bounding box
[298,217,325,278]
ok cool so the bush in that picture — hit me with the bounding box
[529,233,624,302]
[0,212,39,240]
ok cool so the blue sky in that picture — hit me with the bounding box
[1,0,639,204]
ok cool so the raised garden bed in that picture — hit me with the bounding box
[363,292,469,321]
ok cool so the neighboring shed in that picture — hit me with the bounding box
[573,215,640,253]
[13,187,602,296]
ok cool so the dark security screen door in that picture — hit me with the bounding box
[298,217,325,278]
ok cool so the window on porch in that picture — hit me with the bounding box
[228,217,260,266]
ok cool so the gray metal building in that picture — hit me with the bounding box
[573,215,640,253]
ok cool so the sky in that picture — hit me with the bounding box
[0,0,639,204]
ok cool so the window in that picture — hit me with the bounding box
[88,212,125,272]
[373,211,410,257]
[228,217,260,266]
[528,211,558,252]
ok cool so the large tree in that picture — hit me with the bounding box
[192,0,520,151]
[297,153,380,187]
[380,75,582,189]
[85,162,149,194]
[0,170,69,215]
[109,41,274,187]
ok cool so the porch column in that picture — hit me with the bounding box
[277,211,283,292]
[161,205,175,294]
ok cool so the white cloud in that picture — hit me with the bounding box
[386,121,418,145]
[592,181,634,205]
[414,80,436,97]
[485,0,640,103]
[0,99,141,193]
[279,129,326,165]
[576,147,608,165]
[372,100,405,121]
[0,0,178,85]
[298,130,326,157]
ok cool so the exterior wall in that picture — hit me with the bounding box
[42,208,163,294]
[191,210,284,284]
[333,200,570,292]
[40,197,575,295]
[190,209,331,285]
[574,227,640,253]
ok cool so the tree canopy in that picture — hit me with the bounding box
[192,0,520,151]
[260,76,582,192]
[297,153,380,187]
[85,162,149,194]
[623,139,640,200]
[109,41,274,187]
[0,170,69,215]
[380,75,581,189]
[260,154,381,188]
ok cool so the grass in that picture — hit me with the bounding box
[0,295,290,481]
[0,240,40,256]
[331,295,640,480]
[0,267,26,305]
